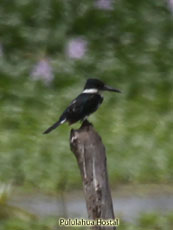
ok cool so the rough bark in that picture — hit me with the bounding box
[70,120,115,230]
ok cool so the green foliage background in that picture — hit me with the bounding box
[0,0,173,229]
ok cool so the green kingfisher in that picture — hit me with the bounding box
[43,78,121,134]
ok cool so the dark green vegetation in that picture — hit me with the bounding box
[0,0,173,229]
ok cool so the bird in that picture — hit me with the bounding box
[43,78,121,134]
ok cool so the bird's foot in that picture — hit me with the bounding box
[81,119,93,128]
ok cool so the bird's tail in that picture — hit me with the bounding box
[43,119,66,134]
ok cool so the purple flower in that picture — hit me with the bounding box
[31,59,54,85]
[168,0,173,12]
[95,0,113,10]
[67,38,88,59]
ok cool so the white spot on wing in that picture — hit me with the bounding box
[60,119,66,124]
[72,100,76,104]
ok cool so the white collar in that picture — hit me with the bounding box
[82,88,98,94]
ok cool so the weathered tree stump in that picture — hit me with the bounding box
[70,120,116,230]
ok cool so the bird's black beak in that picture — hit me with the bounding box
[103,85,121,93]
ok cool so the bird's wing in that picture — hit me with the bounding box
[67,93,99,112]
[60,94,85,118]
[60,93,103,123]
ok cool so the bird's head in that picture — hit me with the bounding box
[83,78,121,93]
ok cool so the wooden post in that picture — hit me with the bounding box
[70,120,116,230]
